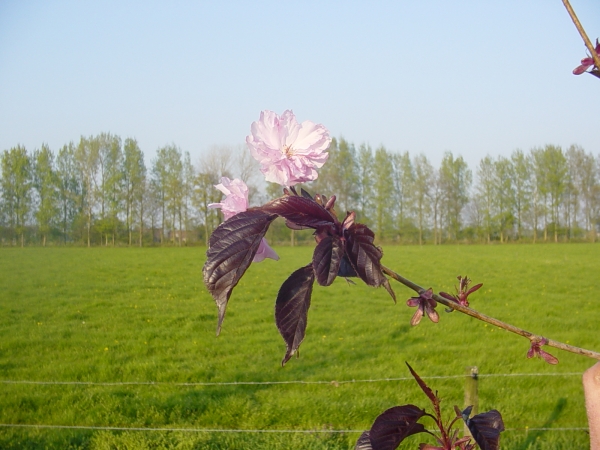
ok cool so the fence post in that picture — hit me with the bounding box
[464,366,479,438]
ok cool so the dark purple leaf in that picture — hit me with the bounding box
[355,431,373,450]
[300,188,313,199]
[466,283,483,296]
[313,235,344,286]
[465,409,504,450]
[263,195,337,229]
[368,404,427,450]
[203,209,278,335]
[346,224,396,301]
[406,362,437,404]
[275,264,315,366]
[438,292,457,302]
[538,349,559,365]
[338,253,358,278]
[284,219,311,231]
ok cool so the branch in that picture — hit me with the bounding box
[382,265,600,361]
[562,0,600,70]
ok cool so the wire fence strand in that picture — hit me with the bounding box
[0,372,588,437]
[0,372,583,387]
[0,423,589,433]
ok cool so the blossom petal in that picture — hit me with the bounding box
[573,61,593,75]
[209,177,249,220]
[526,346,535,359]
[407,297,421,307]
[539,349,559,365]
[425,305,439,323]
[252,238,279,263]
[410,306,424,326]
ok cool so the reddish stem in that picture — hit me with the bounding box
[562,0,600,70]
[381,265,600,361]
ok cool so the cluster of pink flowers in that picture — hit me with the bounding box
[209,110,331,262]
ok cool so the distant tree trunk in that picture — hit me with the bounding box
[87,211,91,247]
[178,208,183,247]
[139,201,144,247]
[417,205,423,246]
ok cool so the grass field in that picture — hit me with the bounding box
[0,243,598,449]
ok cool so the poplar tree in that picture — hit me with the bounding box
[510,149,532,241]
[56,143,82,244]
[372,146,394,241]
[392,151,414,242]
[32,144,59,246]
[475,155,495,243]
[123,138,146,246]
[0,145,32,246]
[566,145,597,241]
[356,144,374,226]
[75,136,99,247]
[97,133,123,245]
[494,156,515,242]
[439,152,471,241]
[537,145,567,242]
[412,153,433,245]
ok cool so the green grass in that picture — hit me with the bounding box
[0,244,598,449]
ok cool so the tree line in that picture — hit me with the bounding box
[1,134,598,246]
[310,139,599,244]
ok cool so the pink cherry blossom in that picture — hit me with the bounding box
[209,177,279,262]
[246,110,331,186]
[208,177,249,220]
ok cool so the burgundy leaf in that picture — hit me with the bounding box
[203,209,278,335]
[466,283,483,296]
[324,194,336,211]
[313,235,344,286]
[368,404,427,450]
[346,224,396,301]
[300,187,314,199]
[538,349,559,365]
[263,195,337,229]
[438,292,457,302]
[275,264,315,366]
[285,219,310,231]
[406,362,437,404]
[355,431,373,450]
[338,253,358,278]
[465,409,505,450]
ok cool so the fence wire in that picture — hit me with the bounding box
[0,372,583,387]
[0,372,588,436]
[0,423,589,433]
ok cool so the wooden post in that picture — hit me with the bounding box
[464,366,479,438]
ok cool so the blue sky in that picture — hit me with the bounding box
[1,0,598,169]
